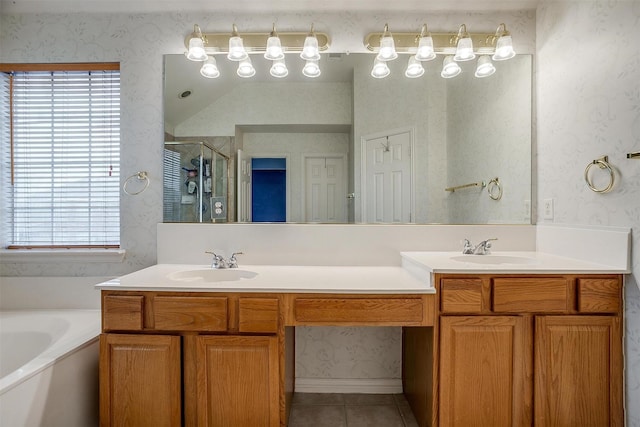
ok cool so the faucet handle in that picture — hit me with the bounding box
[205,251,225,268]
[462,239,474,254]
[228,252,243,268]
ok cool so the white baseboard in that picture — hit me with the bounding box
[294,378,403,394]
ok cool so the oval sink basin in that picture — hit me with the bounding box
[450,255,539,265]
[169,269,258,282]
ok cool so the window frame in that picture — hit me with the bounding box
[0,62,121,250]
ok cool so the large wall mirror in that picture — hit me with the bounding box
[164,53,532,224]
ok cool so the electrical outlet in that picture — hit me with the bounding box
[524,200,531,221]
[543,198,554,220]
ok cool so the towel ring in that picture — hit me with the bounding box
[123,171,150,195]
[487,177,502,200]
[584,156,615,193]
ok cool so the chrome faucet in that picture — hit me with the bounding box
[205,251,243,269]
[462,238,498,255]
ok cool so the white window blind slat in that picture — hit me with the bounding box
[1,69,121,247]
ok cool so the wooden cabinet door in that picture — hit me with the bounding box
[192,335,279,427]
[535,316,623,427]
[439,316,532,427]
[100,333,181,427]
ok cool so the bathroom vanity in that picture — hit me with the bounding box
[97,254,625,426]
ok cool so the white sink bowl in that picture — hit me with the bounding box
[168,269,258,282]
[450,255,539,265]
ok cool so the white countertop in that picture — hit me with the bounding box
[95,264,436,294]
[401,251,631,275]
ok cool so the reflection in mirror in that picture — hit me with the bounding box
[164,53,531,224]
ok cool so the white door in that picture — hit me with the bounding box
[361,129,414,223]
[304,156,346,223]
[236,149,252,222]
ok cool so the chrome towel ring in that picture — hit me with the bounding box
[123,171,150,195]
[487,177,502,200]
[584,156,615,193]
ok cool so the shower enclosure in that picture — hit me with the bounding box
[163,141,229,222]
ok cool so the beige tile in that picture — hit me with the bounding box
[345,405,404,427]
[288,405,346,427]
[343,393,396,405]
[292,392,345,405]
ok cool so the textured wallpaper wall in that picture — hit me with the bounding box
[536,1,640,424]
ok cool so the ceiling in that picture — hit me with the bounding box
[1,0,538,14]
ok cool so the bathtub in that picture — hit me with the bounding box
[0,309,101,427]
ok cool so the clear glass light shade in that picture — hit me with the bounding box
[441,56,462,78]
[415,36,436,61]
[454,37,475,61]
[270,59,289,78]
[264,36,285,60]
[405,56,425,78]
[492,35,516,61]
[300,35,321,61]
[200,57,220,78]
[227,36,248,61]
[376,36,398,61]
[302,60,321,78]
[474,55,496,78]
[187,37,208,61]
[371,59,390,79]
[236,57,256,78]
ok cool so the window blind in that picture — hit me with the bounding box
[1,68,121,248]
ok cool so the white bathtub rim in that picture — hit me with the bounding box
[0,309,101,395]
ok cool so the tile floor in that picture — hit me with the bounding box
[288,393,419,427]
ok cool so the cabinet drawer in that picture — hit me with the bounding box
[239,298,279,333]
[294,298,423,325]
[578,278,621,313]
[440,278,483,313]
[493,278,571,313]
[154,296,228,331]
[103,295,144,331]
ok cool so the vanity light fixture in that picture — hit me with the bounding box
[236,57,256,78]
[371,58,391,79]
[186,24,208,61]
[227,24,249,61]
[414,24,436,62]
[405,56,425,78]
[200,57,220,78]
[264,24,285,61]
[364,23,516,79]
[491,23,516,61]
[441,55,462,78]
[300,24,321,61]
[302,59,321,78]
[376,24,398,61]
[270,58,289,78]
[184,23,330,79]
[453,24,475,62]
[474,55,496,78]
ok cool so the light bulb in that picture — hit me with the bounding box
[493,35,516,61]
[300,35,321,61]
[475,55,496,78]
[441,55,461,78]
[454,37,475,62]
[270,59,289,78]
[200,57,220,78]
[405,56,425,78]
[371,59,390,79]
[237,57,255,78]
[415,36,436,61]
[302,60,321,78]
